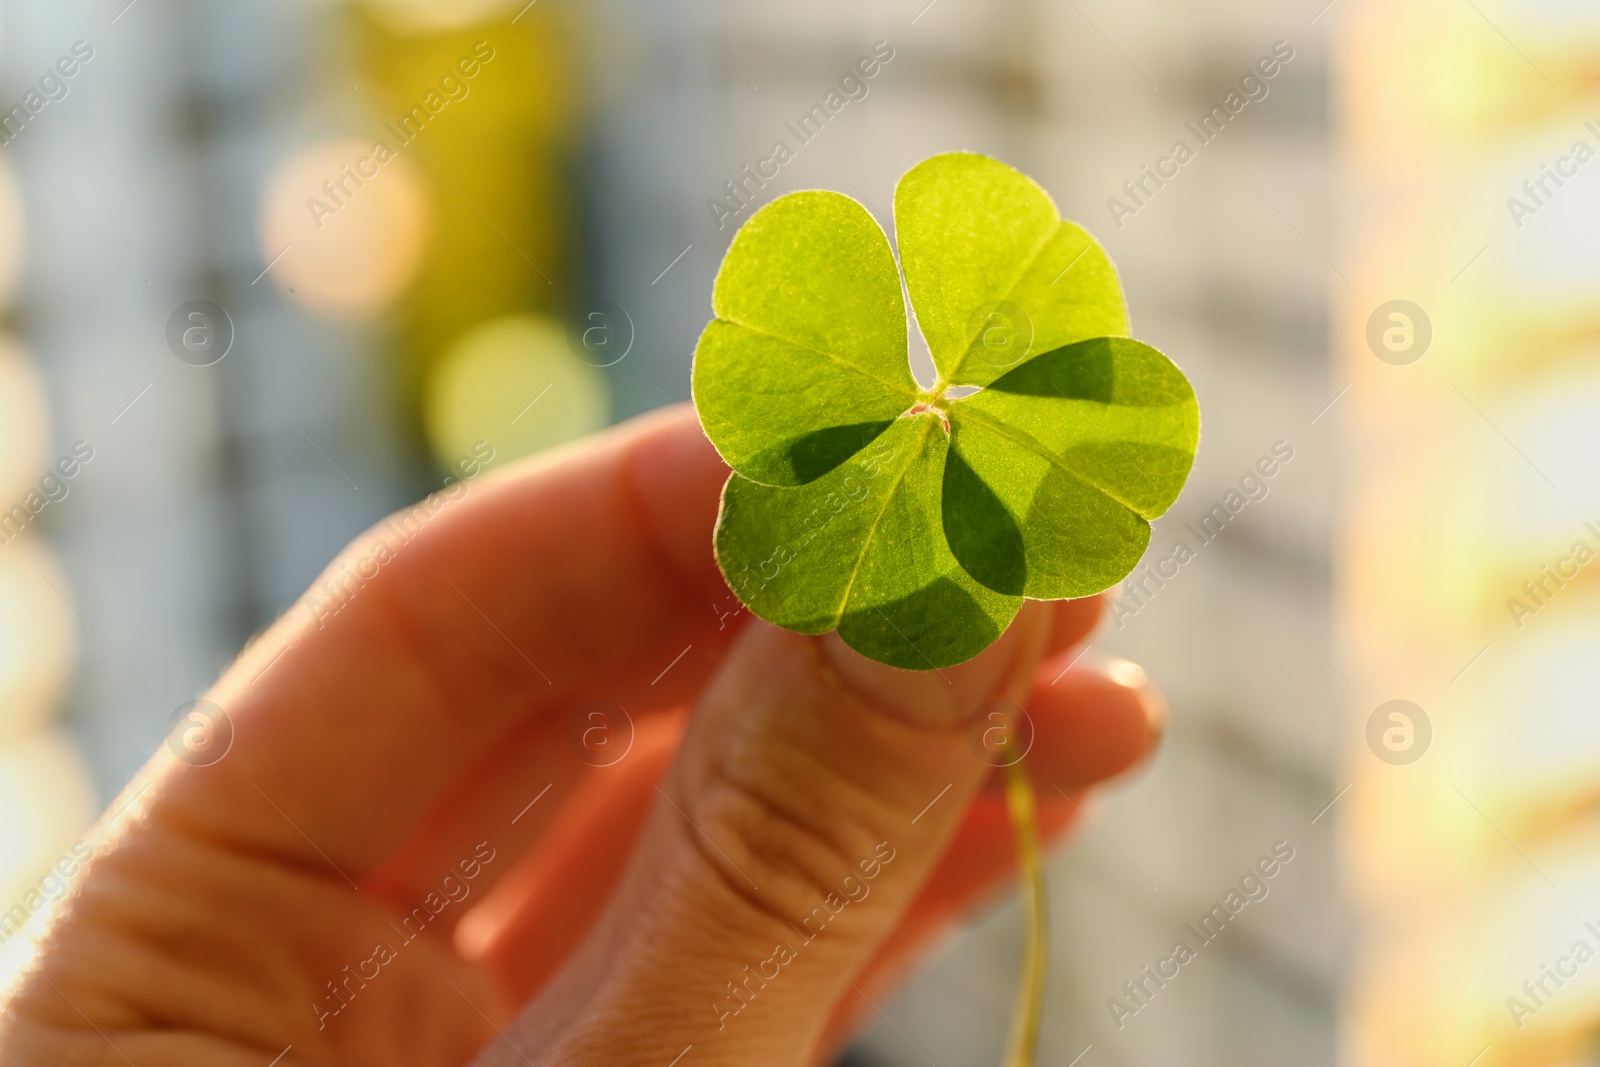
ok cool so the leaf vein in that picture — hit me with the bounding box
[953,405,1154,519]
[945,221,1073,384]
[834,418,936,621]
[715,316,916,398]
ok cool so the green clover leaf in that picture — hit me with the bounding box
[693,152,1199,669]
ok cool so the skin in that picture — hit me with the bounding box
[0,409,1164,1067]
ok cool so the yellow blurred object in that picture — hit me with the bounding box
[0,156,25,309]
[0,338,49,507]
[0,539,74,743]
[424,314,609,471]
[1343,0,1600,1064]
[360,0,519,34]
[351,10,580,427]
[257,137,431,316]
[0,728,95,977]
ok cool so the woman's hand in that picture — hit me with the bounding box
[0,409,1162,1067]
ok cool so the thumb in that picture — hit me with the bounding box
[486,603,1053,1067]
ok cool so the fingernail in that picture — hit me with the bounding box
[1097,651,1166,747]
[819,600,1052,727]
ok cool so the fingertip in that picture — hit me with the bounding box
[1100,655,1167,743]
[819,599,1053,728]
[1023,651,1164,790]
[1044,595,1103,657]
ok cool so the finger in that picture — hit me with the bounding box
[455,709,685,993]
[814,787,1079,1058]
[995,647,1165,795]
[822,651,1166,1050]
[457,628,1148,1008]
[478,604,1055,1067]
[1042,595,1102,659]
[360,670,722,930]
[311,561,1094,926]
[153,408,737,878]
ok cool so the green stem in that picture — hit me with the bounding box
[1001,748,1047,1067]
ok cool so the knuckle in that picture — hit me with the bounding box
[677,753,886,932]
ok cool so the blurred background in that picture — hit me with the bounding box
[0,0,1592,1064]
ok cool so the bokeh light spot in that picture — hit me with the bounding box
[0,540,75,743]
[257,137,430,316]
[359,0,519,33]
[0,338,50,507]
[424,314,610,472]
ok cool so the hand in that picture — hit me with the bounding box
[0,409,1163,1067]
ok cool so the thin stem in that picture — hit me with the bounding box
[1001,748,1048,1067]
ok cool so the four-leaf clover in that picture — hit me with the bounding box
[693,152,1200,669]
